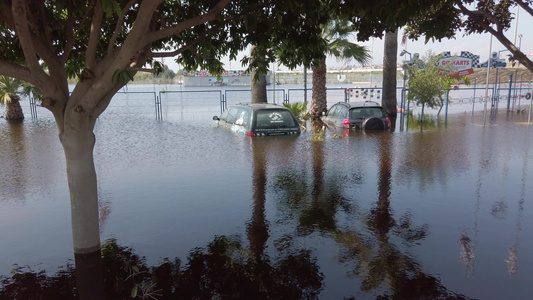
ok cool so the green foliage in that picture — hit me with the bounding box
[101,0,121,18]
[0,76,22,104]
[322,19,372,66]
[112,69,134,85]
[405,52,448,111]
[402,0,532,72]
[283,101,310,129]
[0,0,465,96]
[0,76,41,104]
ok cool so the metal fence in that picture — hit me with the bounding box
[22,82,532,124]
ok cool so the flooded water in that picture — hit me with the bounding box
[1,89,533,299]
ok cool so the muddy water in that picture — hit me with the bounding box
[1,108,532,299]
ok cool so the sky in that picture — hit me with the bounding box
[165,7,533,72]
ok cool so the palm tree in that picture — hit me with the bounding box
[382,30,398,131]
[311,20,371,119]
[0,75,25,120]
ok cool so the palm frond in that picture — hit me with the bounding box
[0,75,42,104]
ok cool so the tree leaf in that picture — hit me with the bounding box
[131,285,138,298]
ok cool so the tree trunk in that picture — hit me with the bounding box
[382,30,398,131]
[3,96,24,120]
[420,104,425,127]
[311,57,327,119]
[251,68,267,103]
[60,123,101,255]
[250,45,267,104]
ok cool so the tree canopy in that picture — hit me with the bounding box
[403,0,533,72]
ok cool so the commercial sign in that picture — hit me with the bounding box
[439,56,474,77]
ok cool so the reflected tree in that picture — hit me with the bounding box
[1,237,323,300]
[248,139,269,257]
[406,110,445,131]
[334,134,471,299]
[1,122,28,203]
[273,119,353,235]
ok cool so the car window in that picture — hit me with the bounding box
[235,109,251,127]
[328,106,338,117]
[350,107,384,119]
[225,107,241,124]
[255,110,296,128]
[219,110,229,122]
[339,106,348,118]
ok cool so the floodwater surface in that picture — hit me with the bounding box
[1,102,533,299]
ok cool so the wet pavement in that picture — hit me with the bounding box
[1,104,533,299]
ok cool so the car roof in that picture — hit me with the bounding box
[232,103,289,110]
[333,101,382,108]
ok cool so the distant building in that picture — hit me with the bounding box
[183,70,271,86]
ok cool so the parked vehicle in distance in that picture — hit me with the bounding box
[213,103,301,137]
[322,101,391,131]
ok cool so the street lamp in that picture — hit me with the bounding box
[399,49,413,129]
[400,49,412,62]
[518,34,523,49]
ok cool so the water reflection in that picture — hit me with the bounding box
[248,139,268,256]
[0,121,28,202]
[406,111,446,131]
[504,134,529,275]
[273,120,352,236]
[0,237,324,299]
[330,133,466,299]
[268,123,468,297]
[2,110,533,298]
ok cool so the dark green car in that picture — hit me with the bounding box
[213,103,300,137]
[322,101,391,131]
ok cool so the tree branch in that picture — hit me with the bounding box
[38,1,53,49]
[455,1,501,26]
[61,1,77,64]
[456,0,533,71]
[86,0,105,68]
[107,0,137,55]
[0,61,33,83]
[11,0,43,74]
[148,22,225,59]
[145,0,233,44]
[514,0,533,17]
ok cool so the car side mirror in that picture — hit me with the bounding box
[212,116,220,121]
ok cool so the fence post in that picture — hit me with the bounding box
[399,88,405,131]
[29,95,38,119]
[445,89,450,128]
[507,73,513,111]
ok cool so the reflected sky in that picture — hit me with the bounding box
[1,107,533,299]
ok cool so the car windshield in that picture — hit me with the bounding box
[349,107,384,119]
[255,109,296,128]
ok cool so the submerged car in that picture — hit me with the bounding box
[322,101,390,131]
[213,103,301,137]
